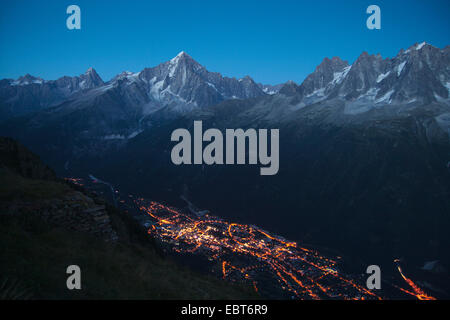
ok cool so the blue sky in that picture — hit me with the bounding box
[0,0,449,84]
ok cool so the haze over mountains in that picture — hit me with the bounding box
[1,42,450,269]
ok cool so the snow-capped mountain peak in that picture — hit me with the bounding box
[1,43,448,123]
[11,74,45,86]
[416,42,427,50]
[288,42,450,109]
[172,51,189,60]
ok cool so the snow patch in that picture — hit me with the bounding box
[396,61,406,76]
[95,83,114,92]
[375,90,394,104]
[357,87,379,101]
[206,82,218,91]
[263,88,276,95]
[150,79,165,99]
[376,71,391,83]
[331,66,351,85]
[102,130,143,140]
[306,88,325,97]
[168,52,187,78]
[435,113,450,138]
[11,79,44,86]
[103,134,126,140]
[128,130,143,139]
[79,80,87,89]
[444,82,450,95]
[117,71,141,82]
[416,42,426,50]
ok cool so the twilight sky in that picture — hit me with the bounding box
[0,0,449,84]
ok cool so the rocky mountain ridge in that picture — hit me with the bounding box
[0,52,266,122]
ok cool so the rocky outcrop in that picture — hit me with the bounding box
[1,183,119,242]
[0,136,118,242]
[34,191,118,241]
[0,136,55,180]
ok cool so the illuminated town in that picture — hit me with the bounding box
[66,177,437,300]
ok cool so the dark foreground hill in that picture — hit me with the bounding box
[0,137,256,299]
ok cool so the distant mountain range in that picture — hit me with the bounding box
[1,42,449,136]
[0,67,104,119]
[2,42,449,115]
[1,42,450,269]
[281,42,449,111]
[0,51,267,122]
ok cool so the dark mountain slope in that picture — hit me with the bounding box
[78,96,450,270]
[0,68,104,121]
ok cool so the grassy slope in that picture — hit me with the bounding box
[0,168,71,200]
